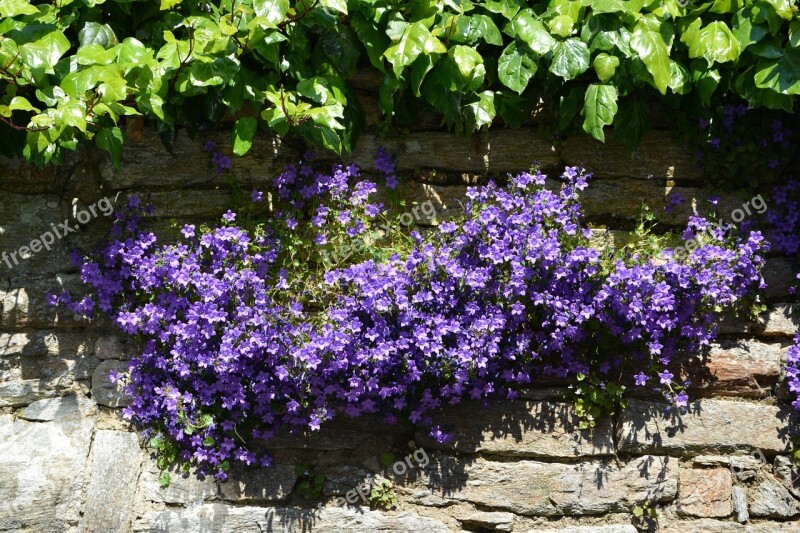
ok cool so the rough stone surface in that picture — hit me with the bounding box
[419,455,677,516]
[0,398,95,531]
[525,526,638,533]
[414,401,614,458]
[138,461,298,504]
[561,130,703,181]
[678,467,732,518]
[0,379,55,407]
[94,335,133,360]
[457,511,515,531]
[759,304,799,336]
[684,341,784,398]
[19,394,96,421]
[81,431,143,533]
[132,504,452,532]
[91,359,131,407]
[618,400,793,455]
[749,477,800,519]
[660,519,800,532]
[732,485,749,523]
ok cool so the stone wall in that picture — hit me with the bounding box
[0,115,798,533]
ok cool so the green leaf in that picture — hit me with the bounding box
[99,78,128,102]
[549,15,574,38]
[558,86,584,130]
[320,0,347,14]
[630,23,671,94]
[384,22,446,79]
[483,0,522,19]
[498,41,538,94]
[512,9,556,55]
[581,83,617,142]
[613,100,650,153]
[202,436,216,446]
[8,96,38,112]
[160,0,182,10]
[0,0,39,17]
[693,69,720,106]
[581,0,628,14]
[464,90,495,129]
[19,30,71,70]
[592,53,619,82]
[253,0,289,25]
[687,21,741,66]
[158,471,171,488]
[549,38,590,80]
[445,14,503,46]
[232,116,257,156]
[710,0,744,13]
[732,11,768,49]
[78,22,118,49]
[754,47,800,95]
[450,45,485,87]
[96,126,124,169]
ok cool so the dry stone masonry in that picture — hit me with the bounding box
[0,119,798,532]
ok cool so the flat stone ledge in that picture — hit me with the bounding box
[618,399,795,456]
[415,400,614,458]
[138,461,298,504]
[418,455,677,517]
[132,504,452,533]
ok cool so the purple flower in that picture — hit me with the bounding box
[658,370,674,385]
[634,372,648,386]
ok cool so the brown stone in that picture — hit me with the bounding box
[618,399,793,455]
[561,130,703,181]
[681,340,785,398]
[678,467,732,518]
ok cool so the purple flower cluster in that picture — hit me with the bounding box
[51,157,768,479]
[694,103,796,188]
[761,179,800,413]
[202,140,232,175]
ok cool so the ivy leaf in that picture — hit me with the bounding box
[581,0,629,14]
[581,83,617,142]
[450,45,485,88]
[613,99,650,153]
[0,0,39,17]
[483,0,522,19]
[464,90,495,129]
[549,38,590,80]
[753,47,800,95]
[631,23,671,94]
[232,116,258,156]
[384,22,446,79]
[96,126,124,169]
[78,22,118,49]
[693,69,721,106]
[446,14,503,46]
[19,30,71,70]
[253,0,289,25]
[687,21,741,66]
[592,53,619,82]
[320,0,347,14]
[497,41,538,94]
[512,9,556,55]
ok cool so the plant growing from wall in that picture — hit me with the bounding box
[50,152,769,479]
[1,0,799,165]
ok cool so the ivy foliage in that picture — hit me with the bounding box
[0,0,798,165]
